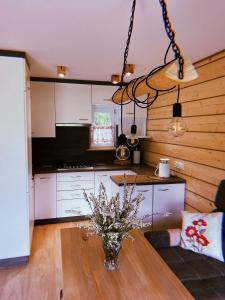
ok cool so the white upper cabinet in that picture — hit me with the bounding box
[30,82,55,137]
[92,85,117,105]
[123,95,148,118]
[55,83,91,124]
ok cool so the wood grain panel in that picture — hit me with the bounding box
[142,150,225,186]
[142,49,225,212]
[147,115,225,132]
[194,49,225,68]
[0,222,87,300]
[185,204,200,212]
[142,141,225,170]
[185,190,216,212]
[148,131,225,151]
[148,95,225,119]
[182,54,225,88]
[151,76,225,109]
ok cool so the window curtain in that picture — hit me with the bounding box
[91,125,114,145]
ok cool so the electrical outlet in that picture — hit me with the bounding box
[174,161,184,170]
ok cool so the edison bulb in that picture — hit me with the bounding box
[127,134,139,147]
[116,145,130,160]
[168,117,187,137]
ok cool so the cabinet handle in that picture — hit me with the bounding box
[99,175,108,177]
[58,197,82,201]
[65,208,81,215]
[39,177,51,180]
[71,193,82,197]
[157,188,170,192]
[71,184,82,188]
[137,189,150,193]
[79,118,89,121]
[126,112,134,115]
[70,176,81,178]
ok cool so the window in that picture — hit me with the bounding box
[90,105,117,148]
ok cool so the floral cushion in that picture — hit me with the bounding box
[180,211,224,262]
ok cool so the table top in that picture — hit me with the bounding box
[61,228,193,300]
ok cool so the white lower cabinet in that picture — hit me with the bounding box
[95,170,136,199]
[111,183,153,221]
[153,183,185,231]
[34,173,57,220]
[132,186,153,220]
[56,172,94,217]
[112,182,185,230]
[34,170,185,228]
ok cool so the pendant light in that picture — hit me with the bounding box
[112,0,198,122]
[127,102,139,147]
[168,85,187,137]
[116,131,130,161]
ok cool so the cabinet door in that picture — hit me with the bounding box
[34,173,56,220]
[30,82,55,137]
[134,185,153,220]
[153,183,185,231]
[113,184,153,221]
[92,85,117,105]
[123,96,148,118]
[57,199,91,217]
[55,83,91,123]
[95,170,136,198]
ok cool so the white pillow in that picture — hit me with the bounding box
[180,211,224,262]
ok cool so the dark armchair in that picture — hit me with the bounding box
[144,180,225,300]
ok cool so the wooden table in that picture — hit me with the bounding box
[61,228,193,300]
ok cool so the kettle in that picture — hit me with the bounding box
[155,158,170,178]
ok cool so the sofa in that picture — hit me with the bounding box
[144,180,225,300]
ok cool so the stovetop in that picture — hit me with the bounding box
[57,162,94,171]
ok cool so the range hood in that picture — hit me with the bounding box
[56,123,91,127]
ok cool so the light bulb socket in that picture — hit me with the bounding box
[131,124,137,135]
[125,64,134,75]
[111,74,120,84]
[117,133,127,146]
[173,102,182,117]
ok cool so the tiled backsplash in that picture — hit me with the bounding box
[32,126,115,166]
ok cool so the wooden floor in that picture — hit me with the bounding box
[0,222,81,300]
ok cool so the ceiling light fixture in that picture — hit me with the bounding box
[57,66,67,78]
[111,74,120,84]
[111,0,198,160]
[125,64,134,76]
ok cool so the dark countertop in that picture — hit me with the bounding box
[33,163,185,185]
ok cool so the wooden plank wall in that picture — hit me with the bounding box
[141,49,225,212]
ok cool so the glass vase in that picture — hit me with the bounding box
[102,232,122,271]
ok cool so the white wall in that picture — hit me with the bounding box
[0,56,30,259]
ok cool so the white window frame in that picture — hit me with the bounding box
[90,104,118,149]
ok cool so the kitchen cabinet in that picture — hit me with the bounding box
[95,170,136,199]
[131,185,153,220]
[55,83,91,124]
[153,183,185,231]
[111,182,153,220]
[111,182,185,230]
[123,95,148,118]
[0,56,33,261]
[92,85,117,105]
[34,173,57,220]
[30,82,56,137]
[56,172,94,217]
